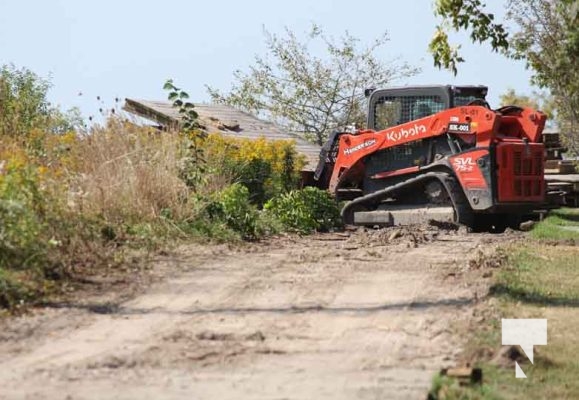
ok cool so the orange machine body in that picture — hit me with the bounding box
[327,105,546,210]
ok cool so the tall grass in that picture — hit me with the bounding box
[71,120,197,223]
[1,65,322,310]
[0,116,321,310]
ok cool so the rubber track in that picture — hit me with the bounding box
[340,172,474,226]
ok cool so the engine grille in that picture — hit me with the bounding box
[496,143,545,202]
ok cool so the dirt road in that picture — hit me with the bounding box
[0,228,500,400]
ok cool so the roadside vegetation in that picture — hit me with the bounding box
[429,208,579,399]
[0,65,342,312]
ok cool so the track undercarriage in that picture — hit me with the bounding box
[340,172,520,232]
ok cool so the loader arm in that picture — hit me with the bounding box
[328,106,497,192]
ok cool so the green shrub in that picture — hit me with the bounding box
[203,134,303,206]
[0,161,67,308]
[0,143,118,308]
[0,268,38,309]
[0,64,82,137]
[229,158,273,206]
[208,183,262,240]
[227,144,301,207]
[0,164,48,270]
[264,187,342,234]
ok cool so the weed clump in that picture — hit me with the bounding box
[264,187,342,234]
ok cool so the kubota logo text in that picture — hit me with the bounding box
[385,124,427,142]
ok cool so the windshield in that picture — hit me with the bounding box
[373,95,445,131]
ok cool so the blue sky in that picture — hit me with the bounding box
[0,0,534,121]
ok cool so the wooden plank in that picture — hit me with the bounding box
[440,366,483,385]
[545,174,579,183]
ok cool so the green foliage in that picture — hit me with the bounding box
[0,159,84,308]
[499,88,540,109]
[506,0,579,154]
[0,64,51,137]
[163,79,199,131]
[224,150,300,207]
[0,68,332,311]
[49,107,86,134]
[430,0,579,154]
[430,0,509,75]
[208,24,418,145]
[164,79,207,190]
[0,165,47,271]
[230,158,273,206]
[203,133,304,206]
[264,187,342,234]
[0,64,82,137]
[208,184,263,240]
[428,27,465,76]
[0,268,39,309]
[0,151,123,309]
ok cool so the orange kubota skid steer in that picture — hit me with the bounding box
[314,85,547,232]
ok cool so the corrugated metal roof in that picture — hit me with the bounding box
[124,99,320,171]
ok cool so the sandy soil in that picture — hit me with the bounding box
[0,227,506,400]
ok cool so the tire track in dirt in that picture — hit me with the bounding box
[0,229,503,400]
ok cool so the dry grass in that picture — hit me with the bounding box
[69,121,204,223]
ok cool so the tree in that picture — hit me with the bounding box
[499,88,556,120]
[0,64,84,137]
[499,88,539,109]
[430,0,579,154]
[208,25,418,145]
[507,0,579,153]
[0,64,51,137]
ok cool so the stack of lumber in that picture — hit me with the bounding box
[544,131,567,160]
[545,175,579,207]
[543,131,579,206]
[545,159,577,174]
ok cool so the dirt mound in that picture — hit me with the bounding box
[347,222,461,248]
[464,248,507,270]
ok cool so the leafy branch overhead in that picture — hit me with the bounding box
[207,25,418,145]
[430,0,579,154]
[430,0,509,75]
